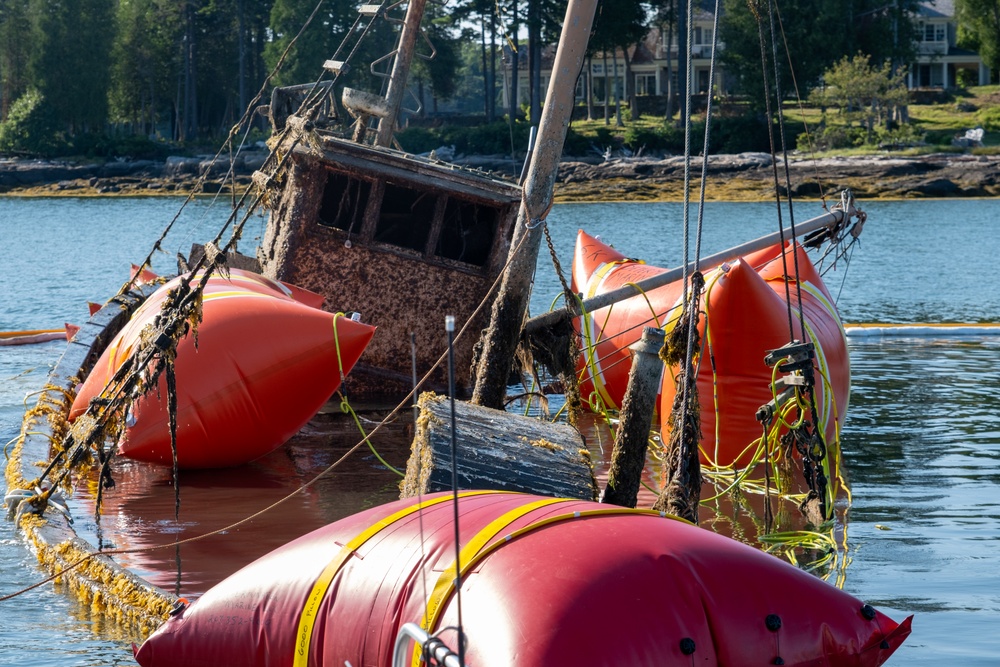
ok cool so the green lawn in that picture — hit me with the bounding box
[563,86,1000,157]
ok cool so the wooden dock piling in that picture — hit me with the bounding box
[602,327,665,508]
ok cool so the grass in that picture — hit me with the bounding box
[563,85,1000,157]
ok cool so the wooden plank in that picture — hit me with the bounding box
[400,392,597,500]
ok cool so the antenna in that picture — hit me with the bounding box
[445,314,466,666]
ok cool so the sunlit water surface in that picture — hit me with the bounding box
[2,197,999,665]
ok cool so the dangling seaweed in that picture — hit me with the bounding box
[653,272,705,523]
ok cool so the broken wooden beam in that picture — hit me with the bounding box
[602,327,665,508]
[400,392,597,500]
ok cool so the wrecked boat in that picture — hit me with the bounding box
[3,0,911,663]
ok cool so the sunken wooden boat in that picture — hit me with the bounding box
[256,88,521,403]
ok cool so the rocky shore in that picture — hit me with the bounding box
[1,150,996,201]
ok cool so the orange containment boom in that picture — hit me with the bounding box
[134,491,911,667]
[69,268,375,469]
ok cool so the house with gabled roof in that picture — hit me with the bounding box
[501,0,987,115]
[909,0,988,88]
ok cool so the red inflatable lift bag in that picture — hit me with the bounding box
[135,492,911,667]
[572,230,850,468]
[69,268,375,469]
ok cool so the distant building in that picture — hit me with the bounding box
[504,0,987,114]
[503,11,726,113]
[909,0,988,88]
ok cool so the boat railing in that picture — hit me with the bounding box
[266,81,336,133]
[392,622,465,667]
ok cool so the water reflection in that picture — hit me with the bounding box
[839,337,1000,665]
[69,407,411,595]
[51,335,1000,665]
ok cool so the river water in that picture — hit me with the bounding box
[1,196,999,665]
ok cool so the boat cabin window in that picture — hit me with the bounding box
[374,182,436,252]
[315,166,509,271]
[436,199,497,267]
[318,172,371,233]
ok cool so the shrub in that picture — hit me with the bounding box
[0,89,63,157]
[396,127,440,154]
[622,124,684,152]
[398,120,534,156]
[796,124,867,151]
[710,114,776,153]
[977,106,1000,132]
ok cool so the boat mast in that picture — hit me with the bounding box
[471,0,600,408]
[523,203,864,336]
[374,0,428,146]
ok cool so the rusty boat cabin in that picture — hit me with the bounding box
[257,93,521,403]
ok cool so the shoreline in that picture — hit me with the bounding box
[1,151,996,202]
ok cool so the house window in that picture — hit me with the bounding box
[636,74,657,96]
[921,22,946,42]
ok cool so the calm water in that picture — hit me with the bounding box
[1,197,999,665]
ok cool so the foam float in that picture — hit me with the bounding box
[134,491,911,667]
[572,230,849,467]
[0,326,76,346]
[69,268,375,469]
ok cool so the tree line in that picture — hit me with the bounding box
[0,0,997,156]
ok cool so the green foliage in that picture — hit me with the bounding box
[622,123,684,152]
[710,114,777,153]
[69,133,176,160]
[590,0,647,54]
[977,106,1000,131]
[28,0,114,133]
[0,88,61,156]
[562,126,597,156]
[956,0,1000,73]
[797,125,868,151]
[720,0,918,109]
[393,127,440,154]
[809,53,909,144]
[397,120,534,156]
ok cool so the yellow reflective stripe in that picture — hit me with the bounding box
[411,497,572,667]
[412,506,688,667]
[292,490,505,667]
[581,260,629,410]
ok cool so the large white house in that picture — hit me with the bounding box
[909,0,989,88]
[509,0,987,111]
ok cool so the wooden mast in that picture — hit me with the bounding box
[523,202,864,336]
[471,0,600,408]
[374,0,428,147]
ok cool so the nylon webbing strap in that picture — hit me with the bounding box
[292,490,504,667]
[410,497,572,667]
[411,504,687,667]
